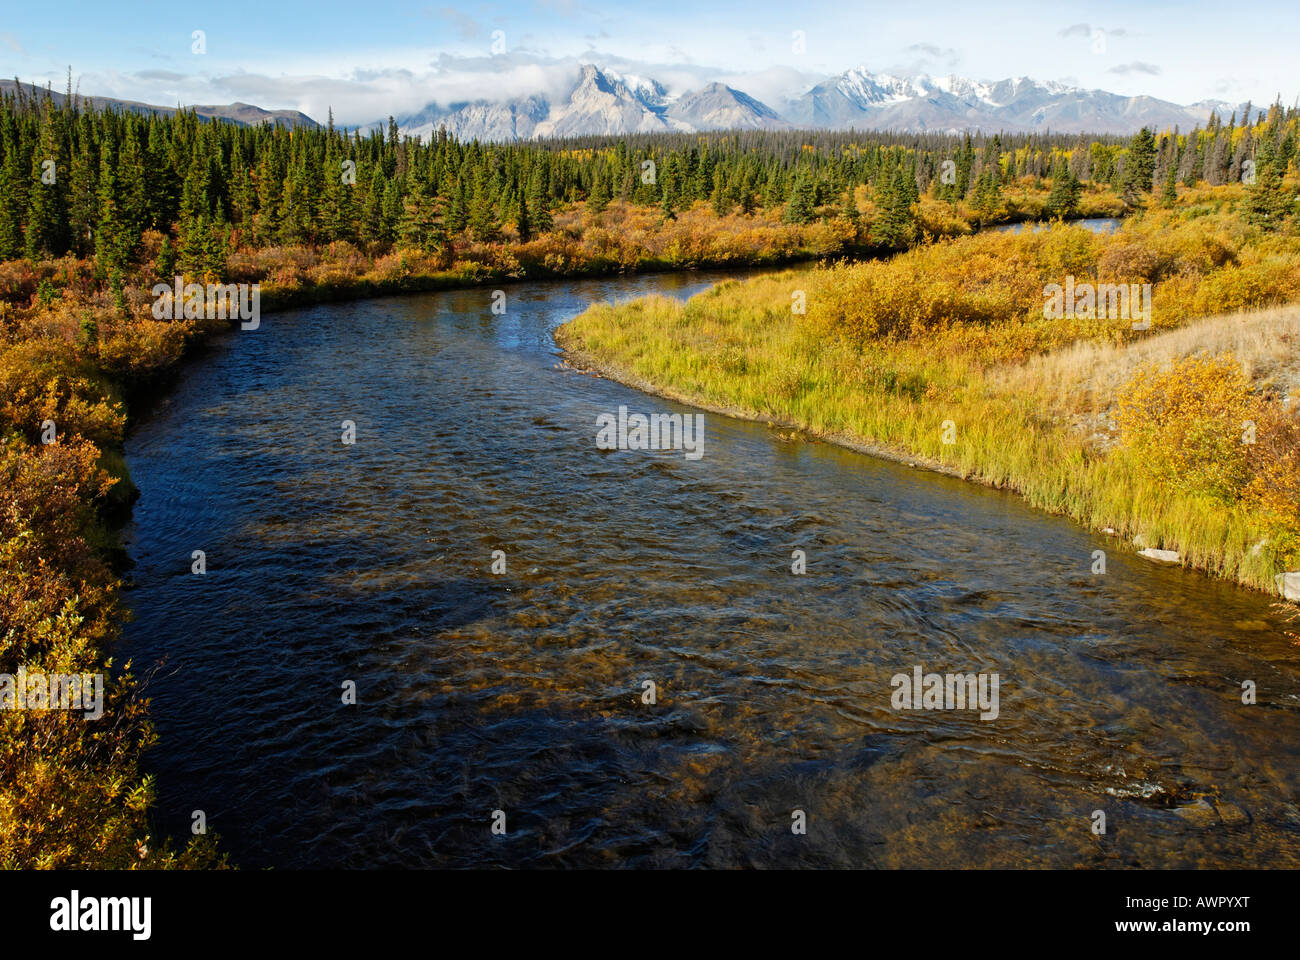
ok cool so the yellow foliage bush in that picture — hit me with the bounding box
[804,204,1300,359]
[1114,353,1260,501]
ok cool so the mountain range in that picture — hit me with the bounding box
[3,67,1244,141]
[392,64,1239,141]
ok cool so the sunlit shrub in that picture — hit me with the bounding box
[1097,241,1172,283]
[1244,403,1300,564]
[1114,353,1259,501]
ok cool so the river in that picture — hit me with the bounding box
[991,216,1122,234]
[121,268,1300,868]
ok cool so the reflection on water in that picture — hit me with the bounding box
[991,217,1123,234]
[122,268,1300,868]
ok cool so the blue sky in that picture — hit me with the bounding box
[1,0,1296,125]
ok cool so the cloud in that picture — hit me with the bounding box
[0,31,23,54]
[437,7,483,42]
[218,57,590,124]
[39,53,851,128]
[901,42,962,72]
[1109,61,1161,76]
[1059,23,1128,39]
[713,64,823,106]
[134,69,189,82]
[906,43,949,59]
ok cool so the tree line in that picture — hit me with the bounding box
[1,81,1297,280]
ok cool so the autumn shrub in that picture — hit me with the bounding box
[0,259,39,305]
[306,262,364,290]
[802,204,1300,360]
[805,229,1062,348]
[0,441,224,868]
[1097,241,1173,283]
[1190,255,1300,315]
[915,199,976,239]
[1244,403,1300,564]
[101,319,189,376]
[0,348,124,449]
[1114,353,1261,502]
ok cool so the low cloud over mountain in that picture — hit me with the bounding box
[389,63,1239,141]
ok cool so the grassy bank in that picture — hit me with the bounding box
[558,186,1300,597]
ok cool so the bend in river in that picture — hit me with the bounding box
[122,269,1300,868]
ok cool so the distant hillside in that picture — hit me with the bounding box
[0,80,319,129]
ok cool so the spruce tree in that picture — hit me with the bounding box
[710,176,728,217]
[94,140,131,275]
[25,124,66,258]
[527,171,552,233]
[398,177,445,253]
[446,181,469,234]
[841,186,860,231]
[1246,136,1290,229]
[145,119,179,228]
[1123,127,1158,196]
[874,167,916,248]
[1045,157,1081,219]
[67,138,98,257]
[0,148,26,260]
[468,182,501,241]
[515,194,531,242]
[783,173,815,225]
[1159,161,1179,208]
[380,178,403,243]
[588,172,611,214]
[117,127,147,254]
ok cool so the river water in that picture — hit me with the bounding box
[991,216,1122,234]
[122,268,1300,868]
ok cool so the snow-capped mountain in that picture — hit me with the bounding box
[666,82,788,131]
[390,63,1238,142]
[780,67,1229,134]
[531,64,691,138]
[398,96,550,142]
[396,65,691,141]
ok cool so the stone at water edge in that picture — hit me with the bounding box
[1276,571,1300,601]
[1171,798,1218,827]
[1138,548,1180,564]
[1212,800,1250,826]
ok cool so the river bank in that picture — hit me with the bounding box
[556,202,1300,601]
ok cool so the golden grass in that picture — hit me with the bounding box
[558,200,1300,595]
[996,302,1300,416]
